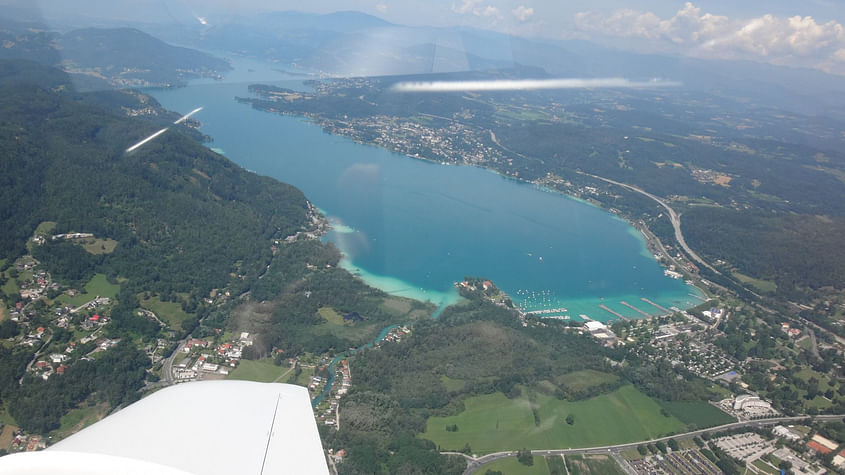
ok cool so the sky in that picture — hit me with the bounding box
[11,0,845,75]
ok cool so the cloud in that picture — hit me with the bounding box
[575,2,845,73]
[375,3,387,13]
[452,0,501,18]
[390,78,681,93]
[512,5,534,22]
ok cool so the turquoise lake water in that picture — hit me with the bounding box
[149,63,702,321]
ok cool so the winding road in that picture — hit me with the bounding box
[579,172,721,276]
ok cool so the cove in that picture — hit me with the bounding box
[149,65,703,321]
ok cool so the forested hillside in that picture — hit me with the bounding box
[0,18,230,88]
[0,59,309,320]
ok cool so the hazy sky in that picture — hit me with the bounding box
[14,0,845,74]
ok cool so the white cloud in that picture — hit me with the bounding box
[375,3,387,13]
[452,0,501,18]
[512,5,534,22]
[575,2,845,73]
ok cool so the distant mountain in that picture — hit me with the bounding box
[58,27,230,86]
[0,18,230,88]
[141,10,845,123]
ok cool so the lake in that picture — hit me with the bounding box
[150,61,702,321]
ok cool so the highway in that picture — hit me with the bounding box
[454,414,845,474]
[580,172,721,276]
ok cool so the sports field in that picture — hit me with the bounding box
[424,385,686,454]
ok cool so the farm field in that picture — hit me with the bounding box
[657,400,735,428]
[481,455,551,475]
[423,385,686,454]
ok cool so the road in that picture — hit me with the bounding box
[161,341,183,385]
[455,414,845,474]
[580,172,721,276]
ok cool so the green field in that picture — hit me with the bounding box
[424,385,686,454]
[565,454,626,475]
[556,370,619,392]
[317,306,344,325]
[228,358,291,383]
[78,237,119,255]
[657,400,735,428]
[140,295,192,329]
[481,456,550,475]
[1,269,19,296]
[53,404,106,439]
[57,273,120,307]
[733,271,777,293]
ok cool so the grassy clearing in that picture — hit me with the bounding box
[34,221,57,235]
[2,269,19,296]
[78,238,119,255]
[556,370,619,392]
[292,366,315,387]
[53,404,107,440]
[0,404,17,426]
[657,400,735,428]
[57,273,120,307]
[0,304,5,322]
[481,456,550,475]
[565,454,626,475]
[228,358,289,383]
[140,295,192,329]
[733,272,777,294]
[424,385,686,454]
[317,306,344,325]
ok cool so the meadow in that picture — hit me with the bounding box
[424,385,686,454]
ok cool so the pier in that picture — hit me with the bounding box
[620,301,651,318]
[641,298,670,314]
[523,307,568,315]
[598,304,629,321]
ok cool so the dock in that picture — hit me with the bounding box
[599,304,629,321]
[641,298,670,314]
[525,307,568,315]
[689,293,706,302]
[620,301,651,318]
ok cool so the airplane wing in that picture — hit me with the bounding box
[0,381,330,475]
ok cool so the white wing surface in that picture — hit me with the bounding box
[0,381,329,475]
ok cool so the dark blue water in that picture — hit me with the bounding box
[149,68,702,321]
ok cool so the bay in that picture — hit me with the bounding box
[149,66,702,321]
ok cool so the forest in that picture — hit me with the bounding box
[326,294,725,473]
[0,59,310,305]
